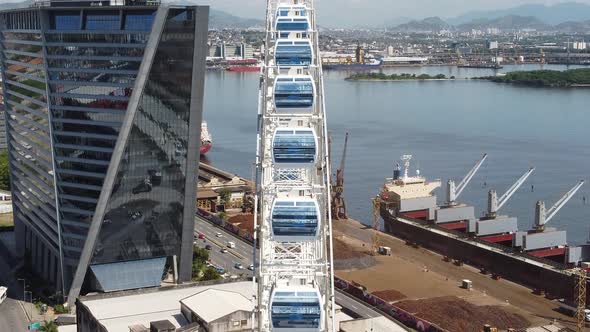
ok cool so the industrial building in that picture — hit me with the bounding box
[180,289,253,331]
[76,281,254,332]
[207,43,255,61]
[0,0,209,305]
[197,162,252,212]
[74,279,370,332]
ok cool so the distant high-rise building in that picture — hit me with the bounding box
[387,45,394,57]
[487,40,499,50]
[573,42,587,50]
[0,0,209,305]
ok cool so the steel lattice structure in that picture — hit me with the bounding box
[253,1,335,331]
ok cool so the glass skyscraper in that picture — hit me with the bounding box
[0,0,208,305]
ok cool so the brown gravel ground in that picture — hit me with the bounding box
[396,296,530,332]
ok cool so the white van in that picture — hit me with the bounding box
[0,286,7,305]
[227,241,236,249]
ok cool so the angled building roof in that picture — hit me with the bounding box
[180,288,253,323]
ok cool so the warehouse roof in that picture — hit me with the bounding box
[180,289,252,323]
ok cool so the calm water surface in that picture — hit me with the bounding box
[203,64,590,245]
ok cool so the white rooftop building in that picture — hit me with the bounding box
[180,289,253,332]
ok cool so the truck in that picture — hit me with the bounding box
[558,299,590,321]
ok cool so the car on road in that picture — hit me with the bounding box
[198,233,205,239]
[227,241,236,249]
[248,264,254,271]
[234,262,243,269]
[216,232,223,238]
[205,245,212,250]
[214,266,225,274]
[220,248,228,253]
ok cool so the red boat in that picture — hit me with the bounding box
[200,122,212,155]
[226,59,260,72]
[227,66,260,72]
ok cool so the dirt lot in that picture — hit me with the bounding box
[228,213,254,233]
[397,296,530,332]
[333,218,584,331]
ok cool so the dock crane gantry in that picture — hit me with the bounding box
[372,196,381,254]
[331,133,349,220]
[534,180,585,232]
[446,153,488,206]
[486,167,535,219]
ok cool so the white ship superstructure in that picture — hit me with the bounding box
[254,1,335,331]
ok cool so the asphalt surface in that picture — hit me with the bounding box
[193,215,382,319]
[0,240,30,332]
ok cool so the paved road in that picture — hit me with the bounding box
[0,242,30,332]
[193,216,383,319]
[194,217,254,275]
[0,297,29,332]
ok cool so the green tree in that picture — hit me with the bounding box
[219,189,232,206]
[39,320,58,332]
[0,150,10,191]
[201,267,221,281]
[193,246,209,261]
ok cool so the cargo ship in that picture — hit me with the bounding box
[322,59,382,70]
[457,62,503,69]
[378,154,589,301]
[322,45,382,70]
[226,59,260,72]
[200,122,212,155]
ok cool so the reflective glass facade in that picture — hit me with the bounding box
[0,3,207,303]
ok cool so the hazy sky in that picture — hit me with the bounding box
[194,0,590,20]
[5,0,590,25]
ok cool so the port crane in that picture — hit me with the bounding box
[331,133,348,220]
[446,153,488,206]
[534,180,585,232]
[486,167,535,219]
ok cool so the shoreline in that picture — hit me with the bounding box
[346,78,467,82]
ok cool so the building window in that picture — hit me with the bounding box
[124,12,155,31]
[232,321,240,327]
[241,320,248,326]
[85,12,120,31]
[51,12,81,30]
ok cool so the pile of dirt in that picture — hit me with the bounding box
[372,289,406,302]
[228,214,253,224]
[228,214,254,234]
[396,296,530,332]
[332,237,366,260]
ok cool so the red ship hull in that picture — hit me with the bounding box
[200,142,212,155]
[227,66,260,72]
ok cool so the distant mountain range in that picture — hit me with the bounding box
[390,12,590,33]
[450,2,590,26]
[393,17,450,32]
[208,9,263,29]
[456,15,549,31]
[1,0,590,32]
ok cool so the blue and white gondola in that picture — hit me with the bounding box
[270,288,322,332]
[276,5,307,18]
[272,128,317,165]
[273,75,315,112]
[275,40,313,67]
[271,198,320,241]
